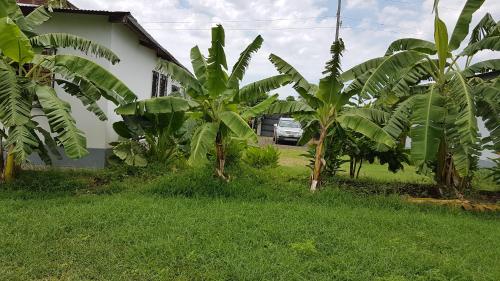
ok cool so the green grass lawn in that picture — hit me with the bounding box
[278,145,498,190]
[0,147,499,280]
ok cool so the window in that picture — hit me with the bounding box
[278,120,301,128]
[171,84,180,94]
[169,84,185,98]
[151,71,170,97]
[151,71,159,97]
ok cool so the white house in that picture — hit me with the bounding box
[19,3,187,168]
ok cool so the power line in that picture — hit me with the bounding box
[140,11,453,25]
[140,14,437,33]
[145,26,339,31]
[140,15,332,24]
[342,25,424,36]
[142,16,425,36]
[341,15,421,29]
[141,15,423,31]
[382,0,460,11]
[144,24,424,36]
[139,2,460,24]
[138,0,452,36]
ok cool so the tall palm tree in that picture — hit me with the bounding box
[155,25,290,179]
[268,39,396,191]
[0,2,136,181]
[341,0,499,192]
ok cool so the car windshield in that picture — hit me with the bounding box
[279,120,301,128]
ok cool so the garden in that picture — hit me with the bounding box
[0,0,499,279]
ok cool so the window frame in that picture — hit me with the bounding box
[151,70,170,98]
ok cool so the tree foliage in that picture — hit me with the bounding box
[342,0,499,191]
[112,97,197,167]
[0,1,136,181]
[152,25,290,178]
[268,39,396,191]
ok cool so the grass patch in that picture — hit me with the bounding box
[278,145,309,167]
[473,169,500,192]
[0,146,499,280]
[276,144,499,192]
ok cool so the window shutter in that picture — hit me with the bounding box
[151,71,159,97]
[159,74,167,97]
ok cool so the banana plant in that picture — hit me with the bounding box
[0,1,136,181]
[267,39,396,191]
[154,25,290,179]
[112,96,198,166]
[487,158,500,185]
[341,0,499,192]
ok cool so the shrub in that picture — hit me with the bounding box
[242,145,280,168]
[149,166,263,199]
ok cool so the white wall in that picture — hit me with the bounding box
[34,12,162,149]
[34,13,112,149]
[106,22,158,145]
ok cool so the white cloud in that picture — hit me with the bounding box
[346,0,376,9]
[70,0,500,98]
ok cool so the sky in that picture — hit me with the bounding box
[70,0,500,99]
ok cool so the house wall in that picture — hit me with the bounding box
[106,23,158,145]
[34,13,112,153]
[31,12,166,167]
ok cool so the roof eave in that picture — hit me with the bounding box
[18,5,190,73]
[118,14,187,69]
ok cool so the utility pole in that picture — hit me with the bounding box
[334,0,342,42]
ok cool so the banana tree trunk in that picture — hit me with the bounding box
[349,156,355,178]
[310,127,327,192]
[215,133,227,180]
[350,156,362,179]
[436,139,465,198]
[3,145,15,183]
[356,159,363,179]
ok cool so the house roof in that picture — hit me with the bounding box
[19,4,188,71]
[17,0,78,9]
